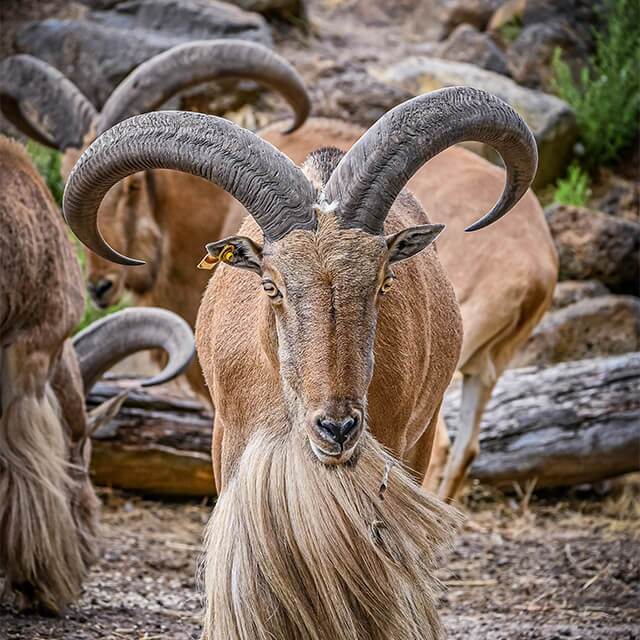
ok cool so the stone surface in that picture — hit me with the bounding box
[437,24,509,75]
[225,0,304,18]
[551,280,609,310]
[374,56,577,186]
[546,204,640,295]
[16,0,272,108]
[590,170,640,223]
[309,62,413,127]
[503,0,599,89]
[414,0,505,41]
[512,295,640,367]
[487,0,526,31]
[506,23,576,89]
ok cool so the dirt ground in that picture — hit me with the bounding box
[1,480,638,640]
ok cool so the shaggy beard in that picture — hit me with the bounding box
[201,428,460,640]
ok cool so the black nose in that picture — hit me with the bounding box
[89,278,113,300]
[316,414,359,446]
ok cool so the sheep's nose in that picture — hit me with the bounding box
[88,278,114,306]
[315,414,359,446]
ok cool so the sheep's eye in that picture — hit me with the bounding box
[262,280,281,300]
[380,275,396,295]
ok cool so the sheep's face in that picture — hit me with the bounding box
[85,173,159,309]
[206,213,442,465]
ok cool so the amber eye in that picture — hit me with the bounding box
[380,275,396,295]
[262,280,282,300]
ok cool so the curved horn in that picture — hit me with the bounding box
[323,87,538,234]
[0,54,97,150]
[97,40,310,136]
[72,307,196,393]
[63,111,315,265]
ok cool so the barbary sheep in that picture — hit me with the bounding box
[63,87,539,638]
[0,136,195,612]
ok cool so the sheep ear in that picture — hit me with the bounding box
[199,236,263,274]
[385,224,444,265]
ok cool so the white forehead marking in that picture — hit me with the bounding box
[315,191,339,214]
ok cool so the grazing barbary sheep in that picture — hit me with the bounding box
[0,137,195,613]
[0,40,310,396]
[64,86,539,638]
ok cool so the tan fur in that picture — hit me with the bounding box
[0,137,98,612]
[196,150,463,637]
[0,346,98,612]
[202,429,459,640]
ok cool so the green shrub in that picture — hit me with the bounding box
[552,0,640,169]
[553,163,592,207]
[498,16,523,44]
[26,140,64,206]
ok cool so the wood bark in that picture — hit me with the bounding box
[443,352,640,488]
[87,353,640,495]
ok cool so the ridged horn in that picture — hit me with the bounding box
[323,86,538,234]
[97,40,310,135]
[63,111,315,265]
[72,307,195,393]
[0,54,97,150]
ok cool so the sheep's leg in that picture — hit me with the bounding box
[438,374,493,501]
[404,402,442,482]
[423,413,450,493]
[0,343,89,613]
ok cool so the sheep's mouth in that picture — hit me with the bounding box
[309,440,358,466]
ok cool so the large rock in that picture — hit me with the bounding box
[373,57,577,186]
[309,63,413,127]
[16,0,272,109]
[224,0,305,19]
[546,204,640,295]
[413,0,505,41]
[436,24,509,75]
[512,295,640,367]
[506,22,576,89]
[590,170,640,223]
[504,0,598,90]
[551,280,609,310]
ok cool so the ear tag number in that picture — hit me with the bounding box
[197,244,236,271]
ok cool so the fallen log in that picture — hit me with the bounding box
[87,383,215,496]
[445,352,640,489]
[87,352,640,495]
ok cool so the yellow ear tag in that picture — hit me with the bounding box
[197,244,236,271]
[220,244,236,263]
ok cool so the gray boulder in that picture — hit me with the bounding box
[224,0,304,19]
[546,204,640,295]
[373,56,577,186]
[512,295,640,367]
[309,63,413,128]
[551,280,610,310]
[16,0,272,109]
[437,24,509,75]
[414,0,505,41]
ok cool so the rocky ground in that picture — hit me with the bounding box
[1,480,638,640]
